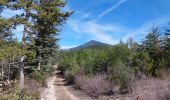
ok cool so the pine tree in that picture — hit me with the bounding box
[142,26,161,60]
[0,18,13,44]
[1,0,72,89]
[30,0,72,70]
[164,22,170,68]
[5,0,35,89]
[142,26,165,76]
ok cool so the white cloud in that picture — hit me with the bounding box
[75,11,91,19]
[98,0,127,18]
[60,45,76,49]
[67,19,123,44]
[66,13,170,45]
[121,15,170,42]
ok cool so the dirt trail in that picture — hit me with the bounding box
[54,70,93,100]
[40,74,80,100]
[54,72,79,100]
[40,67,81,100]
[41,63,92,100]
[40,76,57,100]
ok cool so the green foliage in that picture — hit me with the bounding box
[142,26,160,57]
[140,26,166,77]
[29,0,72,69]
[108,61,133,94]
[132,52,154,76]
[28,70,47,87]
[164,24,170,68]
[65,60,80,83]
[0,0,71,93]
[0,18,13,43]
[44,65,55,76]
[58,44,134,90]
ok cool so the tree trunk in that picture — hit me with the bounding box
[37,50,41,70]
[19,56,25,89]
[1,62,4,80]
[38,57,41,70]
[8,55,11,80]
[19,8,29,89]
[0,62,3,91]
[8,64,10,80]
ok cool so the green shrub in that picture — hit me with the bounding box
[44,65,55,76]
[64,60,80,84]
[58,57,74,74]
[108,61,134,94]
[132,52,154,76]
[29,70,47,87]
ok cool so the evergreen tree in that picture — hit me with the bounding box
[164,22,170,68]
[30,0,72,70]
[4,0,36,89]
[142,26,164,76]
[1,0,71,89]
[142,26,160,59]
[0,18,13,45]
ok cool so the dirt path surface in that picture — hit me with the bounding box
[40,74,92,100]
[40,77,57,100]
[40,68,92,100]
[54,73,79,100]
[54,71,93,100]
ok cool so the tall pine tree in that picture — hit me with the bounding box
[1,0,71,88]
[30,0,72,70]
[142,26,164,76]
[5,0,36,89]
[164,22,170,68]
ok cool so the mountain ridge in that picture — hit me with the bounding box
[70,40,112,50]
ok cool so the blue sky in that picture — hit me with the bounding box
[1,0,170,49]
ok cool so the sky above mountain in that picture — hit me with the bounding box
[1,0,170,49]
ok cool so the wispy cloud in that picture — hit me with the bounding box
[121,15,170,42]
[98,0,127,18]
[67,19,123,44]
[66,12,170,46]
[60,45,76,49]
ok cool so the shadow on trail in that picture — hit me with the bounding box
[54,71,72,86]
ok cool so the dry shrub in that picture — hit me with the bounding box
[155,87,170,100]
[24,79,41,99]
[1,79,41,100]
[75,74,115,97]
[132,78,170,100]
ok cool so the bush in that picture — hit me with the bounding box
[58,57,78,74]
[28,70,47,87]
[64,60,80,84]
[132,52,154,76]
[108,61,134,94]
[1,79,40,100]
[44,65,55,76]
[75,74,115,97]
